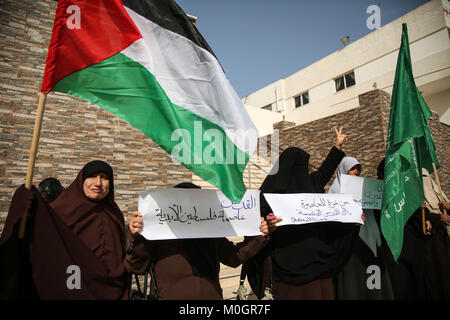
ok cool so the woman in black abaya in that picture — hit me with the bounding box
[330,157,394,300]
[125,182,280,300]
[260,126,359,299]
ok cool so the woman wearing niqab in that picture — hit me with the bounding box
[378,159,433,299]
[260,127,358,299]
[421,168,450,299]
[329,157,394,300]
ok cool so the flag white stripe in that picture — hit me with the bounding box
[122,7,257,155]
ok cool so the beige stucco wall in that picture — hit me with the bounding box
[244,104,283,136]
[425,88,450,124]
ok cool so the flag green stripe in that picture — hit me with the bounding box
[53,52,249,202]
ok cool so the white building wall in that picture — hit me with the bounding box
[426,89,450,124]
[243,0,450,127]
[244,104,283,136]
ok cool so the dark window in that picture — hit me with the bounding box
[302,92,309,105]
[335,77,345,91]
[261,104,272,111]
[295,91,309,108]
[335,71,355,92]
[345,72,355,87]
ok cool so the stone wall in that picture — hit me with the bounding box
[0,0,192,233]
[263,89,449,194]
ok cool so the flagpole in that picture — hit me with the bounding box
[422,207,426,235]
[432,162,448,218]
[18,92,47,239]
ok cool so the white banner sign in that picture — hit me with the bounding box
[340,174,383,210]
[138,189,262,240]
[263,193,363,226]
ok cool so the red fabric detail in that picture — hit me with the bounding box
[41,0,142,93]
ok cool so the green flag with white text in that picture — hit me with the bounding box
[381,23,440,261]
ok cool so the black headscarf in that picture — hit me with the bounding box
[82,160,114,195]
[38,177,64,203]
[260,147,313,191]
[260,146,356,285]
[173,182,218,279]
[260,147,315,217]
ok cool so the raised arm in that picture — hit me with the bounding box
[312,126,347,187]
[334,125,347,149]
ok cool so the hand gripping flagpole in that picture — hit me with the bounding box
[18,92,47,239]
[422,163,447,235]
[432,162,448,219]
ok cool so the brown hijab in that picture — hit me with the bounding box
[51,160,126,277]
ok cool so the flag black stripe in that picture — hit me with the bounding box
[122,0,217,59]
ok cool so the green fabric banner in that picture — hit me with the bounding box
[380,23,440,261]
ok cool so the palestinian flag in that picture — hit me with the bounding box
[41,0,257,202]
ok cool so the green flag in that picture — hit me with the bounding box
[381,23,440,261]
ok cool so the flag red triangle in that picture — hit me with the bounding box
[41,0,142,93]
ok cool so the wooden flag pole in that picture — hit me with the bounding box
[422,206,426,235]
[18,92,47,239]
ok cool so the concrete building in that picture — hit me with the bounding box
[242,0,449,129]
[235,0,450,299]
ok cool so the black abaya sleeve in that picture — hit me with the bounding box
[310,146,345,189]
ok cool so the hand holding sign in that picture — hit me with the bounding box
[263,193,364,226]
[340,174,383,209]
[129,211,143,235]
[138,189,263,240]
[266,213,283,233]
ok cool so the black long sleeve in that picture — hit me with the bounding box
[310,146,345,190]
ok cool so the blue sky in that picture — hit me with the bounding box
[176,0,429,98]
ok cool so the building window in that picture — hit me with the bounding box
[261,104,272,111]
[295,91,309,108]
[335,71,355,92]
